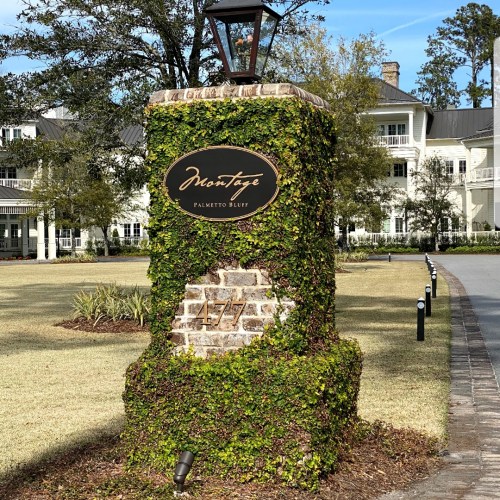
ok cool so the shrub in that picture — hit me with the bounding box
[445,245,500,254]
[54,253,98,264]
[72,284,151,326]
[124,339,362,491]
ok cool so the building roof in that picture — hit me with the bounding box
[427,108,493,139]
[0,185,29,200]
[119,125,144,146]
[377,79,421,104]
[36,116,66,140]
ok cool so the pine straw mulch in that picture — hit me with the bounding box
[0,421,443,500]
[56,318,149,333]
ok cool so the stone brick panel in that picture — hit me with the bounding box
[150,83,331,111]
[172,267,294,357]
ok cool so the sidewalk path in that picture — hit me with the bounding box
[380,256,500,499]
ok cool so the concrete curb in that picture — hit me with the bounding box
[380,265,500,499]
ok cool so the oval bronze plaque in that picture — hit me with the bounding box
[164,146,279,221]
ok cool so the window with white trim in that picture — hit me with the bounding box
[445,160,454,175]
[393,162,408,177]
[1,128,22,146]
[459,160,466,174]
[440,218,449,232]
[395,217,404,233]
[0,167,17,179]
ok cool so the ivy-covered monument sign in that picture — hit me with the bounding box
[123,83,362,491]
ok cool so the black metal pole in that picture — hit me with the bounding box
[388,252,391,262]
[417,297,425,341]
[431,271,437,298]
[425,284,432,317]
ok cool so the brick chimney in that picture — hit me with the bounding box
[382,61,400,88]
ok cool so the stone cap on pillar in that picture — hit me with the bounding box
[149,83,331,111]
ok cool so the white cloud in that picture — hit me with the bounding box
[378,11,454,38]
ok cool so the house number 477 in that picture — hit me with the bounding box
[195,300,246,326]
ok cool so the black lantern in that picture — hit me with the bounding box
[205,0,282,84]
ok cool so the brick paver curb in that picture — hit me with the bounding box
[380,266,500,499]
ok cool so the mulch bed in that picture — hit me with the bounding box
[0,422,442,499]
[56,318,149,334]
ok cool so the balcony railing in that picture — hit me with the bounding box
[0,178,33,190]
[377,135,410,147]
[468,167,500,183]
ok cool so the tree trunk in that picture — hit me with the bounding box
[70,227,77,257]
[102,226,110,257]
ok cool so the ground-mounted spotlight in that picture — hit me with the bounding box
[173,450,195,495]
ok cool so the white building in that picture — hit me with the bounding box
[0,113,148,259]
[360,61,495,241]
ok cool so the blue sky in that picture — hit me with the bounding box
[0,0,494,105]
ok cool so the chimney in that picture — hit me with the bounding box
[382,61,400,88]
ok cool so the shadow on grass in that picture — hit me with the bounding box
[0,420,124,499]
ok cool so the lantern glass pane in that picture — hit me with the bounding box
[214,15,255,73]
[255,12,278,75]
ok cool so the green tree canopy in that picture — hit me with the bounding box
[270,26,394,234]
[403,155,462,251]
[1,0,331,122]
[413,3,500,109]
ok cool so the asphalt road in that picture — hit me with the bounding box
[426,255,500,384]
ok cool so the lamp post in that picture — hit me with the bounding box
[204,0,282,85]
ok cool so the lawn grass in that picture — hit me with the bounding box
[0,261,151,477]
[0,258,450,484]
[336,260,451,440]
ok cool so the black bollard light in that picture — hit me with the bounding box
[425,253,428,263]
[388,252,391,262]
[427,259,432,272]
[417,297,425,341]
[430,265,436,278]
[173,451,195,494]
[425,284,432,317]
[431,271,437,298]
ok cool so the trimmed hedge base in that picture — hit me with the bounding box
[124,339,362,491]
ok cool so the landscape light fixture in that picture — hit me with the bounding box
[173,450,195,494]
[204,0,282,85]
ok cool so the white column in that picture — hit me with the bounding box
[48,214,57,260]
[21,218,29,257]
[466,189,473,235]
[36,217,46,260]
[408,111,414,148]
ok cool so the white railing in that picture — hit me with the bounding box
[57,238,82,249]
[0,179,33,190]
[451,173,466,185]
[348,231,500,246]
[377,135,410,147]
[468,167,500,183]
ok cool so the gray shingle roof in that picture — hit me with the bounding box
[119,125,144,146]
[0,185,29,200]
[36,116,65,140]
[427,108,493,139]
[377,79,421,104]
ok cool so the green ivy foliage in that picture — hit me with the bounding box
[123,96,362,490]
